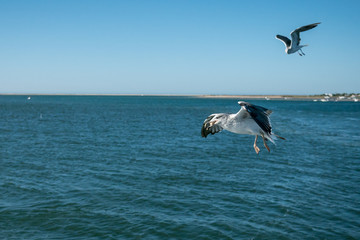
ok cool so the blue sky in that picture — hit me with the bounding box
[1,0,360,95]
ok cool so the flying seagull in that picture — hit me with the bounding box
[201,101,285,154]
[276,22,321,56]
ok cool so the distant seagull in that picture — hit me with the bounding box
[201,101,285,154]
[276,22,321,56]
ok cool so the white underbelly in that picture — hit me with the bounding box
[223,119,261,135]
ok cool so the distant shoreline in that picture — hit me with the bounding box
[0,93,359,102]
[0,93,334,98]
[198,95,306,99]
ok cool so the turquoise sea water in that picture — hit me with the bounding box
[1,96,359,239]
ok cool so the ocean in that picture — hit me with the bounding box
[1,95,359,239]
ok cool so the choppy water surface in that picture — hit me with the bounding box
[1,96,359,239]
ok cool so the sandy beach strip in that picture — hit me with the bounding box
[1,93,357,101]
[196,94,322,100]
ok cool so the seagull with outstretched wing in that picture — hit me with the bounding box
[276,22,321,56]
[201,101,285,154]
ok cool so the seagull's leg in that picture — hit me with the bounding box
[253,135,260,154]
[300,49,306,55]
[261,134,270,152]
[275,134,286,140]
[298,51,303,56]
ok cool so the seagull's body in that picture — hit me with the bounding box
[276,22,320,56]
[201,101,284,154]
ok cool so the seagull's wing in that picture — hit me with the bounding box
[290,30,301,46]
[201,113,227,138]
[275,35,291,48]
[238,102,272,135]
[295,22,321,33]
[290,22,321,46]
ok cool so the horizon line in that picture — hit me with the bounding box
[1,93,358,99]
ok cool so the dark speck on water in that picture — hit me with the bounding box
[1,96,359,239]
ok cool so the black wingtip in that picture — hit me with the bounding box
[201,126,208,138]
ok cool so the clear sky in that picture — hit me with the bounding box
[1,0,360,95]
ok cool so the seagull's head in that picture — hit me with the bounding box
[237,101,245,106]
